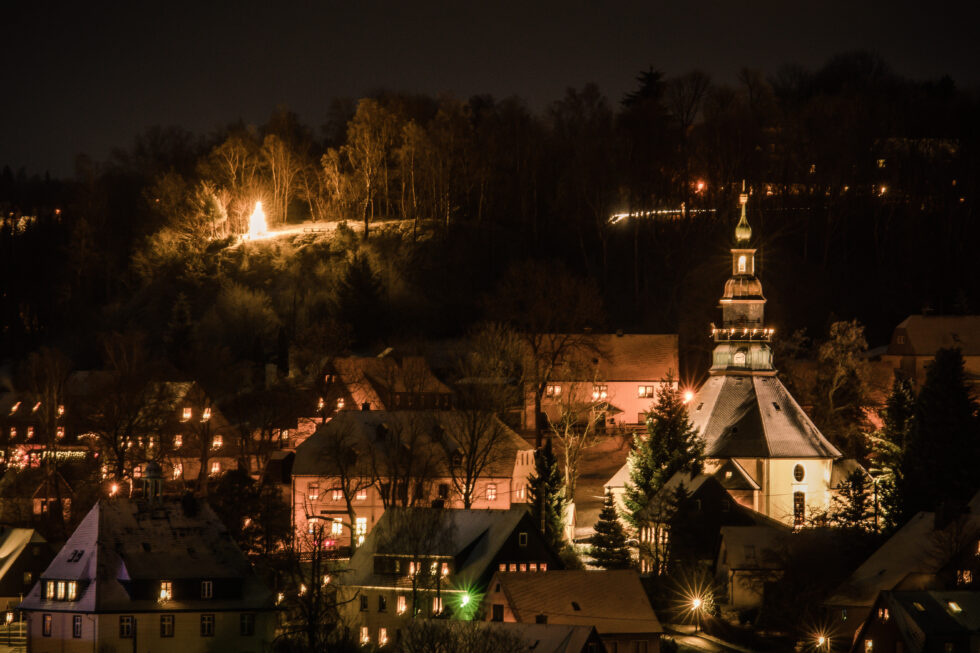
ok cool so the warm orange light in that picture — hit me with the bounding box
[683,390,694,404]
[696,180,705,192]
[248,201,267,238]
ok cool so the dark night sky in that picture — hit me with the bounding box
[4,0,978,177]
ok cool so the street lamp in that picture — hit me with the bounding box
[816,634,830,651]
[691,597,703,633]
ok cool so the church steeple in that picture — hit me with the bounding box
[710,189,774,374]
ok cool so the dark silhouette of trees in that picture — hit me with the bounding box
[527,440,567,553]
[589,491,632,569]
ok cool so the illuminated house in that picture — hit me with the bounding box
[525,333,678,432]
[847,590,980,653]
[18,475,275,653]
[339,507,562,647]
[0,392,76,468]
[291,410,534,553]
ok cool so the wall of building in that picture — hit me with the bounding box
[764,458,834,526]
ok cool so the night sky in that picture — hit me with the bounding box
[4,0,978,177]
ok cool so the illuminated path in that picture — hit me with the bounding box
[229,218,407,248]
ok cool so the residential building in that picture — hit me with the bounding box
[18,476,275,653]
[0,391,80,468]
[715,525,792,609]
[291,410,534,552]
[0,527,56,612]
[339,507,563,646]
[848,590,980,653]
[526,333,678,432]
[881,315,980,391]
[317,354,454,417]
[484,569,663,652]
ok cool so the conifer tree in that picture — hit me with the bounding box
[528,440,567,552]
[868,376,915,531]
[623,375,704,531]
[898,348,980,521]
[588,492,632,569]
[828,468,875,531]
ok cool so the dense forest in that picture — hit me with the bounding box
[1,51,977,388]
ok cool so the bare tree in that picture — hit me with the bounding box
[310,419,376,552]
[441,411,513,508]
[343,98,399,237]
[547,378,606,501]
[262,133,303,224]
[401,620,527,653]
[369,413,442,509]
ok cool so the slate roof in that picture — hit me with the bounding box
[493,569,663,636]
[292,410,531,478]
[345,507,535,589]
[330,356,452,410]
[550,334,678,382]
[890,315,980,357]
[689,374,842,459]
[19,498,272,613]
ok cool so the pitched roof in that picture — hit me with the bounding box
[494,569,663,636]
[690,375,842,459]
[487,622,602,653]
[292,410,530,478]
[345,507,537,588]
[826,491,980,608]
[890,590,980,635]
[19,498,272,613]
[890,315,980,357]
[718,525,792,570]
[330,356,452,410]
[551,334,678,382]
[0,527,46,585]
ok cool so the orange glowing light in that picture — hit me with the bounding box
[683,390,694,404]
[248,201,268,238]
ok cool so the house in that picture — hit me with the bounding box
[484,569,663,653]
[339,506,563,647]
[715,525,792,609]
[527,333,678,432]
[881,315,980,390]
[0,527,56,612]
[825,491,980,644]
[316,354,454,417]
[0,468,75,528]
[291,410,534,552]
[848,590,980,653]
[18,474,276,653]
[0,391,80,467]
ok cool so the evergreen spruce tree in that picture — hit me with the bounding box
[334,253,386,348]
[828,469,875,531]
[898,348,980,521]
[588,492,632,569]
[623,376,705,531]
[528,440,567,552]
[868,376,915,532]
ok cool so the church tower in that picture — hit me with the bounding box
[688,188,844,527]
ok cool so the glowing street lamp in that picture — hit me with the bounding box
[691,597,704,633]
[683,390,695,404]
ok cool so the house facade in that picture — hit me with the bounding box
[881,314,980,391]
[0,527,56,613]
[847,590,980,653]
[18,490,275,653]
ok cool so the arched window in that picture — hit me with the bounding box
[733,350,747,366]
[737,255,747,273]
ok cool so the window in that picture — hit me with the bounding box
[160,581,172,601]
[355,517,367,540]
[733,351,747,366]
[956,569,973,585]
[638,385,655,398]
[355,488,368,500]
[308,483,319,501]
[397,595,407,614]
[737,255,747,273]
[592,384,608,400]
[23,571,32,585]
[73,614,82,638]
[509,563,517,572]
[499,563,506,572]
[240,613,255,636]
[133,465,142,479]
[172,463,182,480]
[515,485,526,500]
[57,404,64,416]
[210,461,221,476]
[545,384,561,397]
[485,483,497,504]
[45,581,55,600]
[492,604,504,621]
[947,601,963,614]
[332,489,343,501]
[56,426,65,439]
[337,397,346,410]
[182,407,192,421]
[864,640,873,652]
[331,518,343,536]
[378,595,387,612]
[360,626,370,644]
[174,434,183,448]
[432,596,443,614]
[793,491,806,527]
[160,614,174,637]
[120,615,134,638]
[360,595,369,611]
[877,158,886,168]
[42,613,52,636]
[67,581,77,601]
[518,532,528,547]
[202,407,211,421]
[530,563,538,571]
[793,464,805,482]
[200,614,215,637]
[519,563,527,572]
[56,580,66,600]
[379,627,388,646]
[201,580,213,599]
[878,607,890,622]
[211,434,222,448]
[438,483,449,499]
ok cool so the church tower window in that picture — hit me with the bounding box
[737,255,747,273]
[733,351,747,366]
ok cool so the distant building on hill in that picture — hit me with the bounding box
[881,314,980,390]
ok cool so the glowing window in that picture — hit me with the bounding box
[43,614,52,637]
[181,407,192,421]
[210,461,221,476]
[174,434,182,448]
[172,463,182,480]
[160,581,172,601]
[957,569,973,585]
[56,581,66,600]
[733,351,746,366]
[864,641,872,653]
[592,384,608,400]
[738,255,747,273]
[540,563,547,571]
[379,627,388,646]
[45,581,55,600]
[355,517,367,535]
[201,407,211,421]
[336,397,345,410]
[638,385,655,398]
[67,581,77,601]
[56,426,65,439]
[331,519,343,535]
[355,489,367,500]
[487,483,497,501]
[308,483,319,501]
[397,595,407,614]
[211,435,222,449]
[360,626,370,644]
[432,596,442,614]
[545,384,561,397]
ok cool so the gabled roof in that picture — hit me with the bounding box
[329,356,452,410]
[0,527,46,585]
[890,590,980,635]
[345,507,540,588]
[292,410,530,478]
[826,491,980,608]
[19,498,272,613]
[493,569,663,636]
[488,622,603,653]
[690,375,841,459]
[890,315,980,357]
[550,334,677,382]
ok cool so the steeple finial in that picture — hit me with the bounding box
[735,180,752,242]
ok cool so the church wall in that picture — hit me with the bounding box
[764,458,834,526]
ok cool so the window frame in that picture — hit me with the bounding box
[160,614,175,638]
[200,613,215,637]
[42,613,52,637]
[119,615,134,639]
[240,613,255,637]
[201,580,213,599]
[72,614,82,638]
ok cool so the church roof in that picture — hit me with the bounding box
[690,375,841,459]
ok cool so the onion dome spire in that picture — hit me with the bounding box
[735,180,752,243]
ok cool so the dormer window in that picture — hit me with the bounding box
[56,581,66,600]
[45,581,55,600]
[738,255,747,273]
[160,581,172,601]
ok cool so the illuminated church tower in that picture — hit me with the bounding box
[689,187,844,527]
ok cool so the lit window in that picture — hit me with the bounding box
[530,563,537,572]
[56,581,66,600]
[160,615,174,637]
[441,562,450,576]
[181,407,192,421]
[592,384,608,400]
[331,519,343,536]
[201,580,213,599]
[520,563,527,572]
[26,426,34,439]
[540,563,547,571]
[160,581,172,601]
[45,581,55,600]
[509,564,517,572]
[120,616,134,639]
[172,463,182,480]
[864,639,873,652]
[545,384,561,397]
[794,491,806,527]
[360,626,370,644]
[8,427,15,439]
[56,426,65,439]
[432,596,442,614]
[174,434,183,448]
[337,397,346,410]
[57,405,65,417]
[332,489,343,501]
[485,483,497,502]
[638,385,655,398]
[355,489,367,501]
[355,517,367,536]
[43,614,52,637]
[956,569,973,585]
[379,627,388,646]
[66,581,77,601]
[499,563,506,572]
[317,397,325,411]
[73,614,82,638]
[210,461,221,476]
[947,601,963,614]
[733,351,747,366]
[200,614,215,637]
[211,435,222,449]
[738,255,747,273]
[397,595,407,614]
[878,607,889,622]
[308,483,320,501]
[202,407,211,422]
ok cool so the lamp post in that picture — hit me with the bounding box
[691,597,703,634]
[816,634,830,651]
